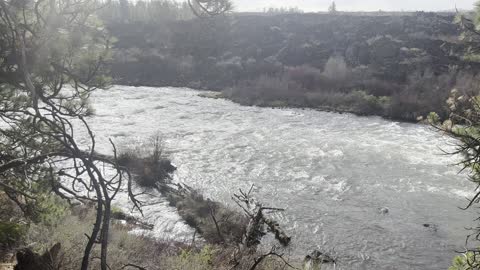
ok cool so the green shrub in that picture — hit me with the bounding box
[177,245,214,268]
[33,194,70,226]
[449,252,479,270]
[0,222,27,247]
[347,90,386,115]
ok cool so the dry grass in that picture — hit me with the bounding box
[25,207,207,269]
[166,188,248,245]
[23,207,297,270]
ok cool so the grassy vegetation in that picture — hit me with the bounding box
[0,192,296,269]
[219,58,474,122]
[117,136,176,189]
[0,222,26,249]
[449,252,479,270]
[23,206,213,269]
[166,187,248,245]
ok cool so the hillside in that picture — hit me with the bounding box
[107,12,480,121]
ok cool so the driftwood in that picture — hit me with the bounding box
[229,186,295,270]
[233,185,291,250]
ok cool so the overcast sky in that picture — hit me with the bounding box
[231,0,477,12]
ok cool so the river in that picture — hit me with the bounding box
[80,85,476,269]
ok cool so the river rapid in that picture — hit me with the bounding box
[79,85,476,269]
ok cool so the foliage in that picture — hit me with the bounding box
[176,245,215,269]
[23,206,292,270]
[31,192,70,227]
[98,0,233,23]
[225,74,305,107]
[0,0,249,269]
[25,208,154,269]
[98,0,195,23]
[426,3,480,269]
[432,80,480,270]
[111,205,125,217]
[167,188,248,245]
[432,90,480,182]
[323,56,349,81]
[0,222,27,247]
[223,62,459,121]
[0,0,141,269]
[117,135,176,188]
[187,0,233,18]
[449,252,480,270]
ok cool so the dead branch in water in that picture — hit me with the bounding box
[233,185,291,249]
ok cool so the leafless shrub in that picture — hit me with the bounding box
[227,75,305,106]
[118,135,176,189]
[389,70,456,120]
[322,56,350,81]
[286,65,323,90]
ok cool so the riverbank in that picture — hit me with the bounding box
[198,90,426,124]
[117,144,250,245]
[0,146,300,269]
[119,58,470,124]
[0,197,294,270]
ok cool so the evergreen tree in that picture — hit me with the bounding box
[433,3,480,269]
[328,1,337,13]
[0,0,231,269]
[0,1,138,269]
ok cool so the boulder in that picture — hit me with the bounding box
[379,207,389,215]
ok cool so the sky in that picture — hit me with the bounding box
[230,0,477,12]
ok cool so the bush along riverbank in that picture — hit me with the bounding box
[207,58,480,123]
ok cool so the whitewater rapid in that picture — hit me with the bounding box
[79,85,475,269]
